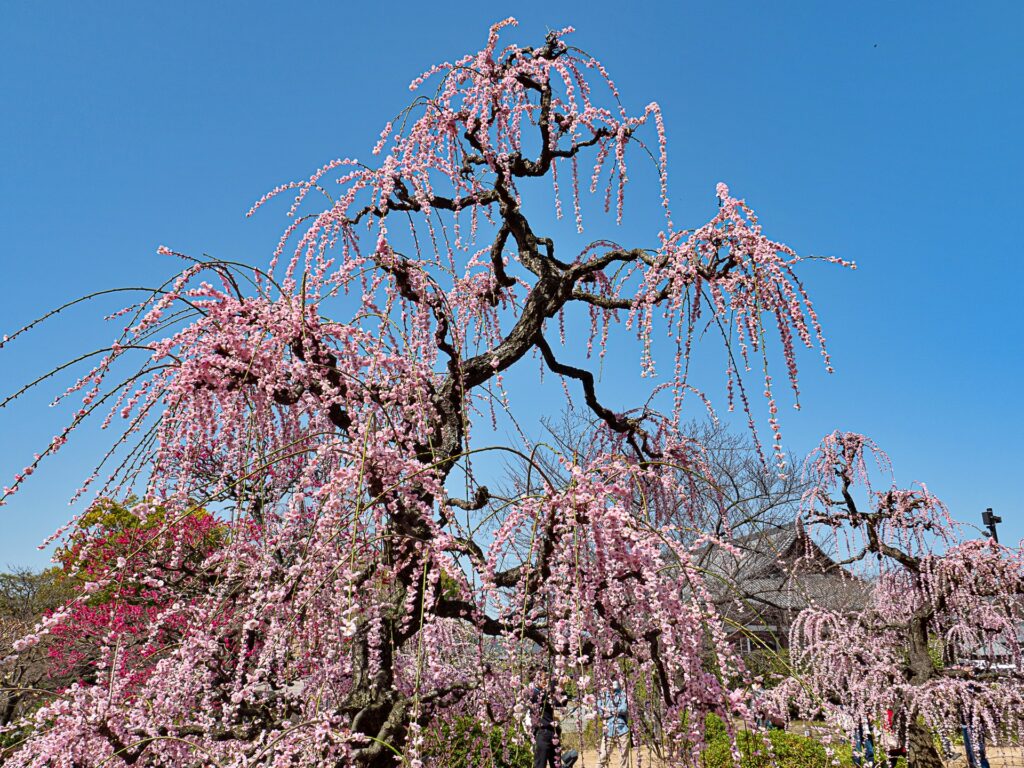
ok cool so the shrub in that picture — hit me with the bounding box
[419,718,532,768]
[703,713,729,742]
[702,726,854,768]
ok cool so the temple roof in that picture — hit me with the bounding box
[696,522,870,619]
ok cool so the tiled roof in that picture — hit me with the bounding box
[696,523,870,617]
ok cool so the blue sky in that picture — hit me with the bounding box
[1,1,1021,567]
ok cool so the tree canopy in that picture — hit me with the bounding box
[1,18,1018,768]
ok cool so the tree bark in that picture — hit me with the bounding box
[908,719,943,768]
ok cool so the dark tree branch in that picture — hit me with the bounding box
[448,486,490,511]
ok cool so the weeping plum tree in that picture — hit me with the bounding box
[3,19,850,767]
[783,433,1024,768]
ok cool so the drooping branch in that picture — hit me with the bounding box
[1,19,857,768]
[535,334,652,458]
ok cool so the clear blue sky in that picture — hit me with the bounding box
[1,1,1021,568]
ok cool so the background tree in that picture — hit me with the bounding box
[500,410,811,751]
[783,432,1024,768]
[1,19,849,767]
[46,499,225,684]
[508,412,807,541]
[0,567,71,746]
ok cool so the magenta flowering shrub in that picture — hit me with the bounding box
[781,431,1024,768]
[2,19,851,768]
[43,500,225,684]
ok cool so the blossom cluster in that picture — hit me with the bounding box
[0,19,858,767]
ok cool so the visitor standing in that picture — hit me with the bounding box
[597,680,631,768]
[850,719,875,767]
[530,670,565,768]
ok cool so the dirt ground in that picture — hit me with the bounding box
[560,744,1024,767]
[945,746,1024,768]
[564,746,667,767]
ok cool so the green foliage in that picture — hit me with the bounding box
[419,717,532,768]
[704,713,729,742]
[54,497,225,603]
[927,633,946,672]
[702,725,854,768]
[1,722,31,752]
[57,497,224,566]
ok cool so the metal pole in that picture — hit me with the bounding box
[981,507,1001,543]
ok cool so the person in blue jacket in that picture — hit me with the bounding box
[597,680,631,768]
[851,721,875,767]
